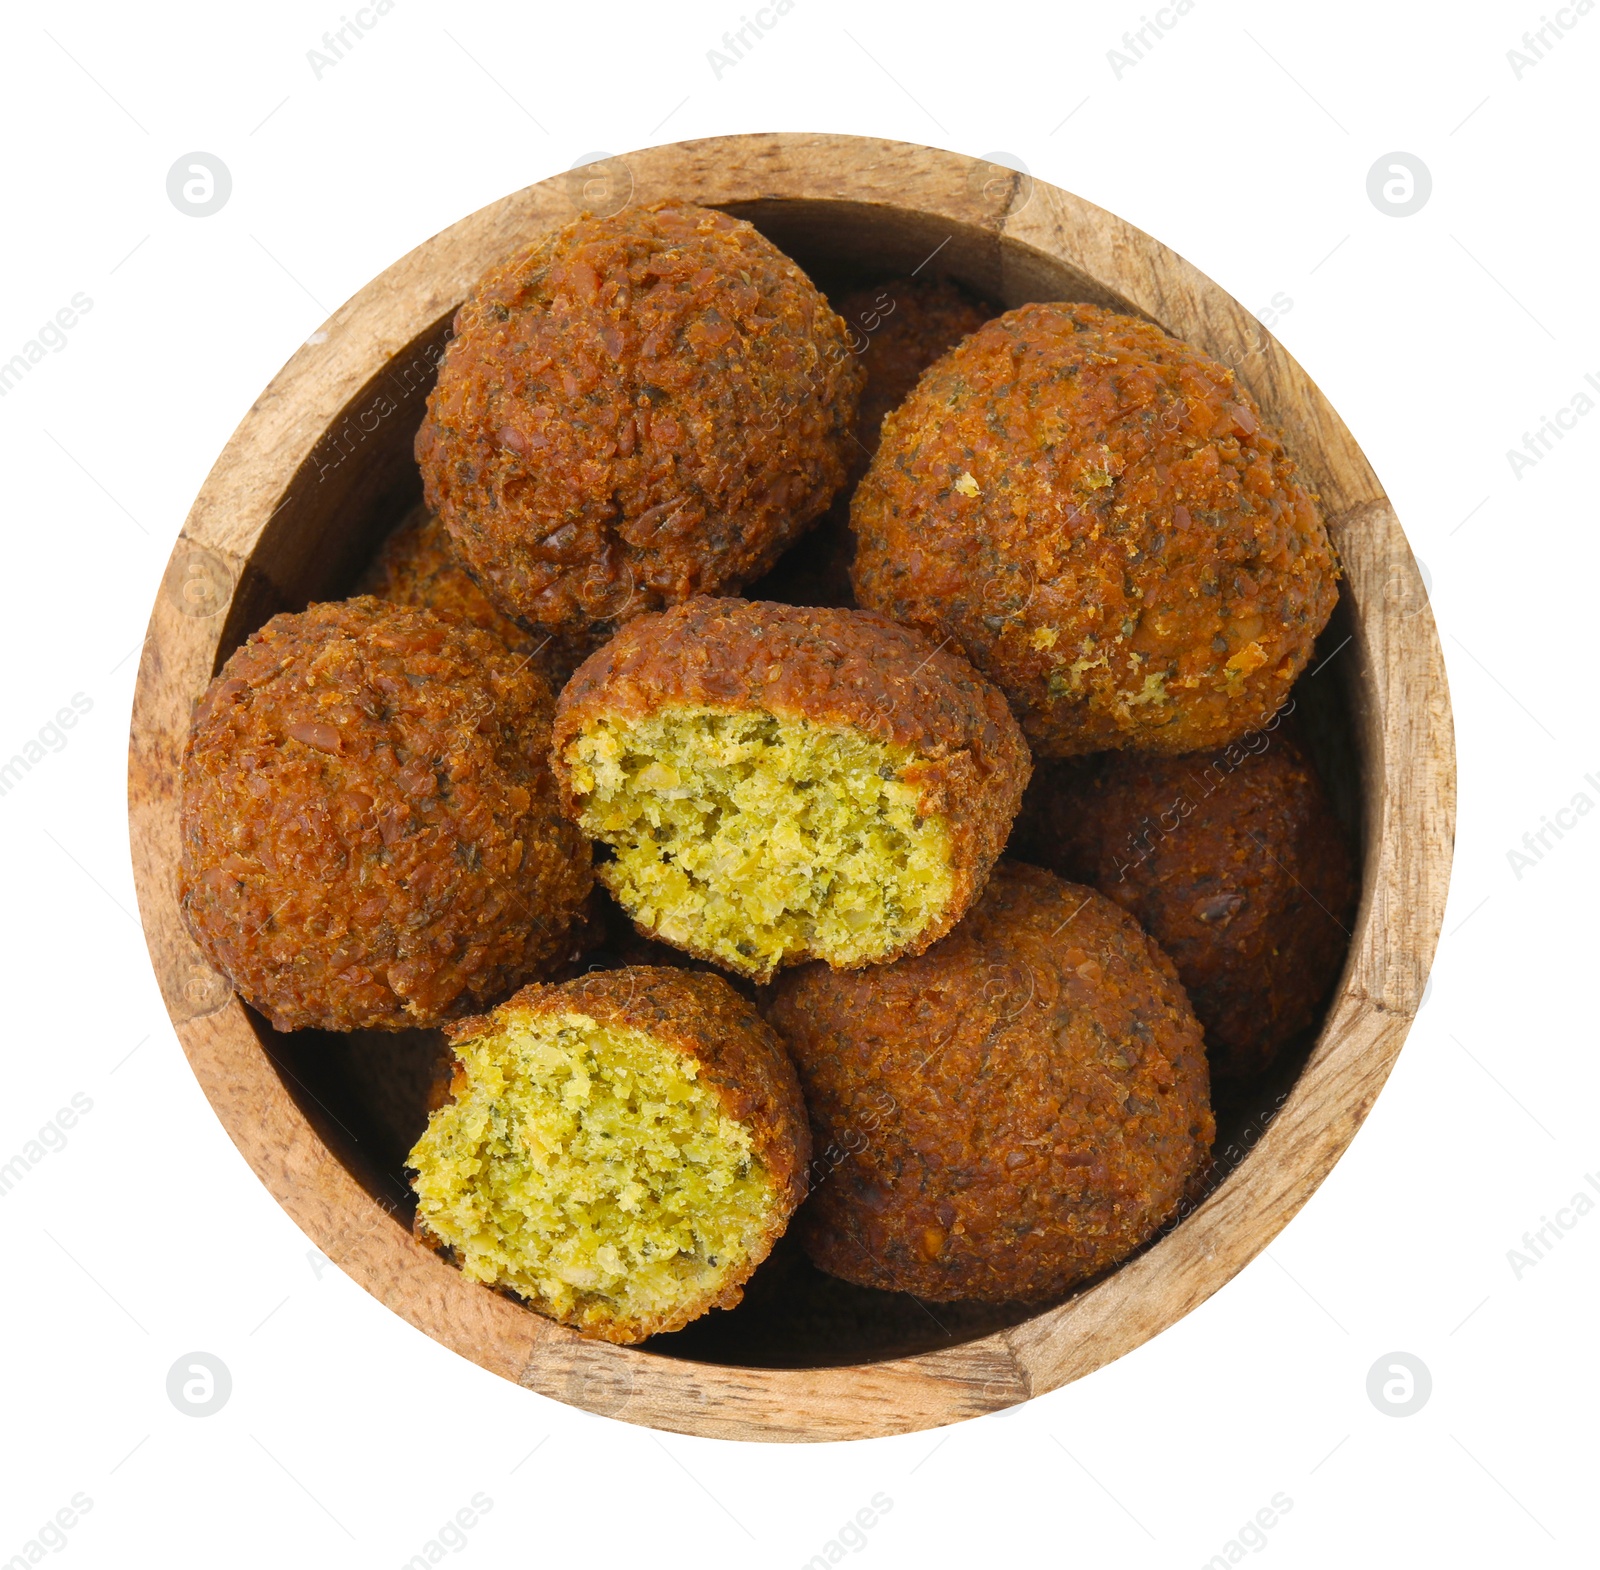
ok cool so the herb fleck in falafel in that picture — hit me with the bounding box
[852,301,1338,756]
[767,861,1214,1303]
[408,966,810,1343]
[551,597,1031,981]
[179,597,592,1031]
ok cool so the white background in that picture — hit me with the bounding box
[1,1,1594,1565]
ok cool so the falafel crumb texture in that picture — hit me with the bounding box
[564,706,956,978]
[408,1009,777,1338]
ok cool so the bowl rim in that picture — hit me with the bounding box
[127,131,1455,1443]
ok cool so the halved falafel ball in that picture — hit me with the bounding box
[1016,725,1355,1080]
[748,276,993,609]
[407,967,810,1343]
[356,502,587,688]
[551,598,1031,982]
[179,597,593,1032]
[415,201,863,647]
[767,861,1214,1303]
[852,301,1339,756]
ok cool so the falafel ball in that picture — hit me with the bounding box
[356,502,587,688]
[1016,725,1355,1080]
[408,966,810,1343]
[551,597,1031,982]
[415,201,863,646]
[179,597,593,1032]
[851,301,1339,757]
[767,861,1214,1303]
[747,276,993,609]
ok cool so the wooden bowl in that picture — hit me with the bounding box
[128,133,1454,1442]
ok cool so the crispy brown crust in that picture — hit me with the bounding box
[179,597,593,1032]
[356,502,592,687]
[766,861,1214,1303]
[415,201,863,643]
[1015,724,1355,1080]
[851,300,1339,756]
[550,597,1032,973]
[432,966,811,1342]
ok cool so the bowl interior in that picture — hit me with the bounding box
[218,198,1365,1371]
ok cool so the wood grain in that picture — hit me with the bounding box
[126,132,1455,1442]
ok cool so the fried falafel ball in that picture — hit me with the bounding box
[748,276,993,610]
[767,861,1214,1303]
[1016,725,1355,1080]
[356,502,587,689]
[551,598,1031,982]
[852,301,1339,757]
[415,201,864,647]
[179,597,593,1032]
[408,966,810,1343]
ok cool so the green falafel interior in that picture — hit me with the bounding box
[562,706,956,979]
[408,1006,780,1341]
